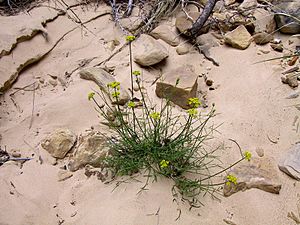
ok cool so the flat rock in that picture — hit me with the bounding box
[79,67,130,105]
[224,157,282,197]
[279,143,300,180]
[150,25,180,46]
[57,170,73,182]
[224,25,252,50]
[68,131,110,172]
[120,16,143,32]
[274,1,300,34]
[286,74,299,88]
[176,43,190,55]
[133,34,168,66]
[155,65,198,109]
[41,128,77,159]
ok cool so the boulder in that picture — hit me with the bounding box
[155,65,198,109]
[224,25,252,50]
[224,157,282,197]
[175,11,210,35]
[150,25,180,46]
[68,131,110,172]
[133,34,169,66]
[274,1,300,34]
[279,143,300,180]
[41,128,77,159]
[79,67,130,105]
[252,8,276,34]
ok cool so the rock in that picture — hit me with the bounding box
[224,157,281,197]
[48,79,58,87]
[41,128,77,159]
[84,165,111,182]
[155,65,198,109]
[119,16,143,32]
[57,170,73,182]
[79,67,130,105]
[238,0,257,11]
[286,74,299,88]
[133,34,168,66]
[224,0,236,6]
[175,11,210,35]
[206,79,213,86]
[11,150,21,158]
[196,33,219,48]
[270,43,283,52]
[279,143,300,180]
[68,131,110,172]
[253,32,273,45]
[255,148,264,157]
[224,25,252,50]
[274,1,300,34]
[252,8,276,34]
[176,44,190,55]
[150,25,180,47]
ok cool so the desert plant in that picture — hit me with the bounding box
[88,35,251,207]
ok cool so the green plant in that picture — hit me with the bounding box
[88,35,251,207]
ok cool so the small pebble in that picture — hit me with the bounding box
[255,148,264,157]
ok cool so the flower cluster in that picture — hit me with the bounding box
[226,174,237,186]
[150,112,160,120]
[160,160,170,169]
[128,101,135,108]
[132,70,141,76]
[186,97,201,118]
[107,81,120,90]
[88,92,95,101]
[244,151,252,161]
[187,108,198,118]
[126,35,135,42]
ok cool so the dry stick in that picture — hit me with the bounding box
[186,0,217,37]
[126,0,134,16]
[228,138,243,158]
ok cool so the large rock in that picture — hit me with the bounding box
[41,128,77,159]
[155,65,198,109]
[150,25,180,47]
[79,67,130,105]
[224,25,252,50]
[68,131,110,172]
[175,11,210,35]
[133,34,168,66]
[224,157,282,197]
[274,1,300,34]
[279,143,300,180]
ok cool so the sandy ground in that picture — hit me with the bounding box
[0,1,299,225]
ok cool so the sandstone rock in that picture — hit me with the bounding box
[255,147,264,157]
[224,25,252,50]
[252,32,273,45]
[68,131,110,172]
[270,43,283,52]
[239,0,257,10]
[79,67,130,105]
[176,44,190,55]
[119,16,143,32]
[279,143,300,180]
[224,0,236,6]
[175,11,210,35]
[155,65,198,109]
[133,34,168,66]
[274,1,300,34]
[41,128,77,159]
[150,25,180,46]
[57,170,73,182]
[286,74,299,88]
[252,8,276,34]
[196,33,219,48]
[224,157,281,197]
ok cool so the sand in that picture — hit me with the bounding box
[0,1,299,225]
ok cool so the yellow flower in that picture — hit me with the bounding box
[244,151,252,161]
[126,35,135,42]
[160,160,169,168]
[226,174,237,186]
[88,92,95,101]
[132,70,141,76]
[187,108,198,118]
[128,101,135,108]
[112,91,120,98]
[107,81,120,89]
[150,112,160,120]
[188,98,201,108]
